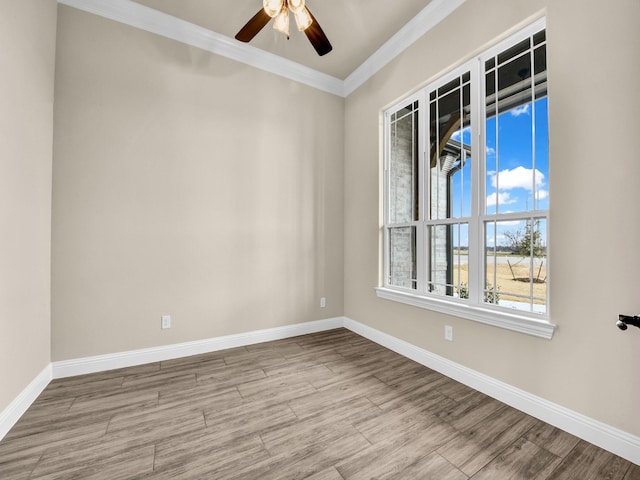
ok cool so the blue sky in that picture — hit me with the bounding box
[449,96,549,248]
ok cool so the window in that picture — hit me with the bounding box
[379,20,555,338]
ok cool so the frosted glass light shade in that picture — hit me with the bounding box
[263,0,284,18]
[293,7,312,31]
[273,8,290,37]
[288,0,305,13]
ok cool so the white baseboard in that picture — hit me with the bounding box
[343,317,640,466]
[0,365,52,442]
[4,316,638,465]
[1,318,343,442]
[52,317,344,378]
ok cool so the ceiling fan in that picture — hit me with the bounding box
[235,0,333,56]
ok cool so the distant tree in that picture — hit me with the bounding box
[505,220,545,257]
[504,219,546,283]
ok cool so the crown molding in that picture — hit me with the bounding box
[343,0,467,96]
[57,0,467,98]
[57,0,345,96]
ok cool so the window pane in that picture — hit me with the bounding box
[534,96,549,210]
[389,103,419,223]
[485,57,495,72]
[534,45,547,81]
[485,33,548,215]
[428,223,468,298]
[497,37,530,66]
[486,71,497,215]
[438,76,461,97]
[429,72,471,220]
[485,218,547,312]
[389,227,417,289]
[452,84,472,218]
[391,101,417,123]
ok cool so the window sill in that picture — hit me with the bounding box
[375,287,556,339]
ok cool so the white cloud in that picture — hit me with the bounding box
[451,126,471,142]
[486,192,517,208]
[535,189,549,200]
[490,166,545,191]
[486,146,496,156]
[510,104,530,117]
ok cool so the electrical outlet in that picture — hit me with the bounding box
[161,315,171,329]
[320,297,326,308]
[444,325,453,341]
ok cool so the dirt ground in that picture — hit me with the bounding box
[453,260,547,305]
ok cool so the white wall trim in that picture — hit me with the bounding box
[57,0,345,97]
[342,317,640,466]
[0,365,52,442]
[343,0,467,96]
[376,287,556,340]
[5,317,638,465]
[52,317,344,378]
[56,0,468,98]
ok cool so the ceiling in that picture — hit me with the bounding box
[133,0,434,80]
[59,0,467,96]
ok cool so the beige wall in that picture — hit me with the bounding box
[51,7,345,360]
[0,0,57,412]
[11,0,637,446]
[344,0,640,437]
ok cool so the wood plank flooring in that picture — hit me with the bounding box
[0,328,636,479]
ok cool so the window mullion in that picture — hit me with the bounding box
[416,91,427,293]
[468,58,483,306]
[383,111,391,287]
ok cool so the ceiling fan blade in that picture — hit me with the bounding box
[304,8,332,56]
[235,8,271,43]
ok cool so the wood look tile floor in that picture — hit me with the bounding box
[1,328,637,479]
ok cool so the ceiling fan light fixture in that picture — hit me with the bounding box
[273,7,290,37]
[235,1,332,56]
[263,0,284,18]
[288,0,305,13]
[293,7,312,31]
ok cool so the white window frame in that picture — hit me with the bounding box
[377,18,555,339]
